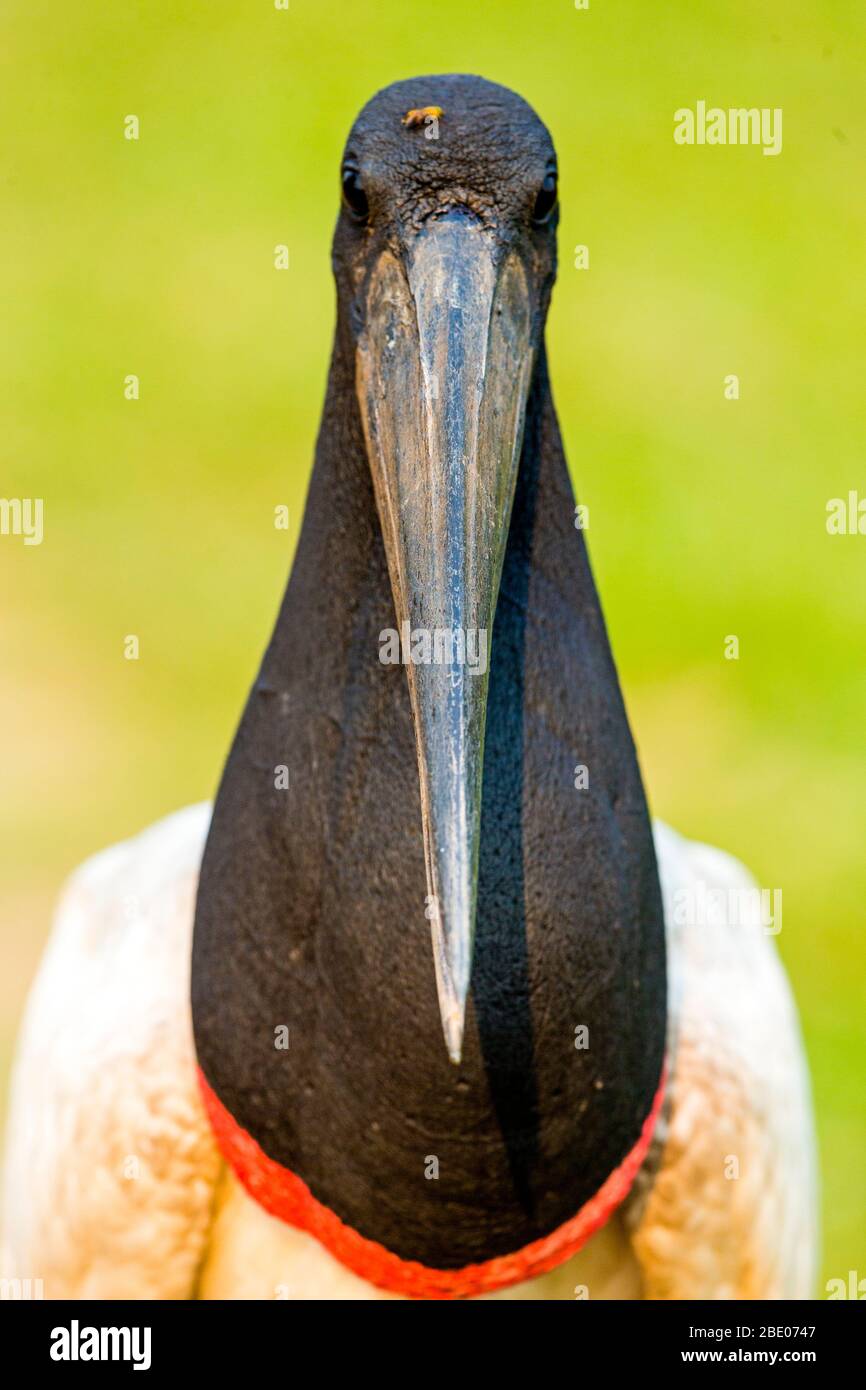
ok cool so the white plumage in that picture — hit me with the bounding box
[1,804,817,1299]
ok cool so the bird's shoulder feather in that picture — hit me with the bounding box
[624,821,818,1299]
[1,803,221,1298]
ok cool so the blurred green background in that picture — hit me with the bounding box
[1,0,864,1294]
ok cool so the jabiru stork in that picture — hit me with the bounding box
[1,75,817,1300]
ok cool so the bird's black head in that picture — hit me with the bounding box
[334,74,558,331]
[331,77,560,1063]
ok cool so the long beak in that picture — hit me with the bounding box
[357,214,534,1063]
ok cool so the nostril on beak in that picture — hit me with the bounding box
[423,204,483,232]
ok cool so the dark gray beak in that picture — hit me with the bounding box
[356,214,534,1063]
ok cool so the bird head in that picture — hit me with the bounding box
[332,76,559,1064]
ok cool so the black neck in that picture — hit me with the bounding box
[192,321,667,1267]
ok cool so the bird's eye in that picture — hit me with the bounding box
[531,167,558,225]
[341,164,369,221]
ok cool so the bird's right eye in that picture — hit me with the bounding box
[341,164,369,221]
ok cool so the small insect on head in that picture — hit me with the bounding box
[402,104,444,130]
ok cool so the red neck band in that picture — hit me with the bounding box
[198,1062,666,1299]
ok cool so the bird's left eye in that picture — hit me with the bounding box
[531,167,558,225]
